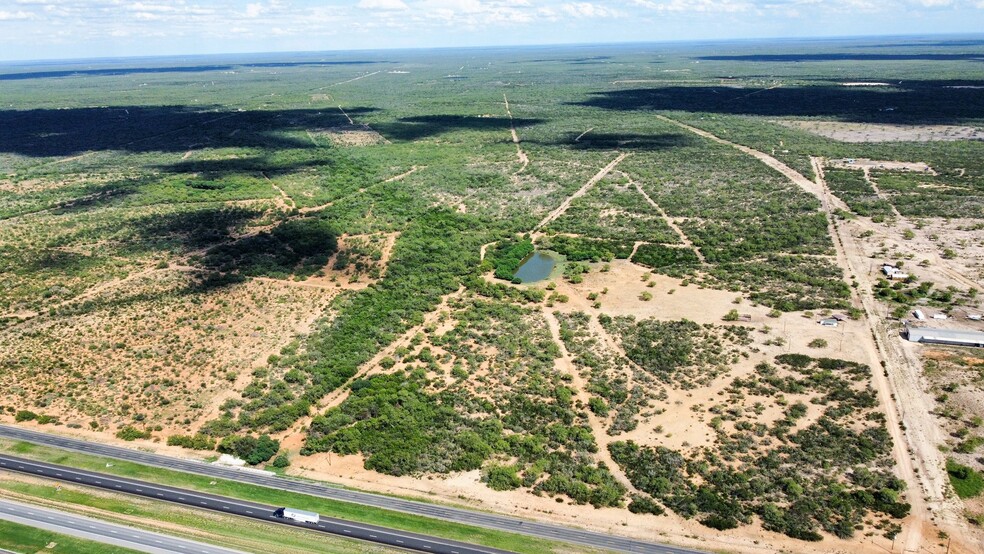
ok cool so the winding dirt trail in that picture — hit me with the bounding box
[662,114,950,553]
[533,153,628,233]
[574,128,594,143]
[261,172,296,210]
[658,115,828,202]
[337,105,354,125]
[849,161,981,293]
[542,310,642,496]
[383,165,424,183]
[502,94,530,175]
[628,176,706,264]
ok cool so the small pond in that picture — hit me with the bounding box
[514,251,559,283]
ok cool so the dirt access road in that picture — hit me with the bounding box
[658,114,972,553]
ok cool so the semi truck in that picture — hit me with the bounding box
[274,507,320,524]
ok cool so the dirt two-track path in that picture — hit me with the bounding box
[658,113,972,553]
[503,94,530,175]
[533,152,628,233]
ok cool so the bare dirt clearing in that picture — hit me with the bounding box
[827,157,937,174]
[779,120,984,143]
[311,126,387,147]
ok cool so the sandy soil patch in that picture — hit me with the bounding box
[779,120,984,143]
[828,157,937,174]
[311,126,387,147]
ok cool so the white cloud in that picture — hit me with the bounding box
[0,10,35,20]
[562,2,621,17]
[631,0,750,12]
[245,3,265,17]
[357,0,410,9]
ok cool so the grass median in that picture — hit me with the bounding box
[0,439,607,554]
[0,519,142,554]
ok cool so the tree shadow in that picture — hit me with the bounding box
[375,114,545,141]
[0,105,379,158]
[575,82,984,124]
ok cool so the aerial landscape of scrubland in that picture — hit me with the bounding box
[1,35,983,554]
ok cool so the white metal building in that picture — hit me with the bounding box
[905,327,984,348]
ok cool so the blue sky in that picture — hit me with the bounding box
[0,0,982,61]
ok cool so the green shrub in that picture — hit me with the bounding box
[946,459,984,498]
[484,465,522,491]
[217,434,280,465]
[167,434,216,450]
[14,410,37,422]
[271,454,291,468]
[116,426,152,441]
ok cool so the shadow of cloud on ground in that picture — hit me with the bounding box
[124,206,338,280]
[0,60,390,81]
[0,105,379,158]
[562,132,695,151]
[696,53,984,62]
[575,82,984,124]
[375,114,545,141]
[157,156,325,177]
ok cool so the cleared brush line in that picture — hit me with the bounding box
[533,152,628,233]
[321,70,382,89]
[574,128,594,142]
[542,310,643,497]
[627,174,706,264]
[502,94,530,175]
[657,114,829,204]
[337,105,354,125]
[261,172,296,211]
[383,165,424,183]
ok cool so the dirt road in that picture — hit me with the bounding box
[503,94,530,174]
[533,153,628,232]
[660,114,961,553]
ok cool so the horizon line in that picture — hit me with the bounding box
[2,31,983,66]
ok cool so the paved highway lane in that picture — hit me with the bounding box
[0,497,248,554]
[0,425,707,554]
[0,454,510,554]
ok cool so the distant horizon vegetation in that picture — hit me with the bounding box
[1,32,983,66]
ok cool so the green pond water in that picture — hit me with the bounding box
[514,251,558,283]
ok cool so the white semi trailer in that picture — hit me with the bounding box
[276,507,320,524]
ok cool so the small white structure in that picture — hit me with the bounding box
[819,319,839,327]
[933,314,948,320]
[968,314,983,321]
[881,265,909,280]
[913,310,926,321]
[905,326,984,348]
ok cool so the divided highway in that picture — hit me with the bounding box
[0,497,247,554]
[0,424,706,554]
[0,454,508,554]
